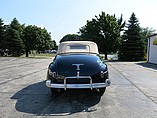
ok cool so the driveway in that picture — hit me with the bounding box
[0,57,157,118]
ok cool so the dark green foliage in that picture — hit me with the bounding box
[0,17,55,57]
[52,40,58,50]
[60,34,80,43]
[35,28,54,52]
[4,18,24,56]
[0,18,5,49]
[140,27,156,52]
[23,25,54,57]
[118,13,145,61]
[117,14,126,32]
[79,12,124,59]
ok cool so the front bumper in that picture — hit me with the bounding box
[46,76,111,90]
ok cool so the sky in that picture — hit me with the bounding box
[1,0,157,44]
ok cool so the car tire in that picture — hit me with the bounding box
[99,87,106,95]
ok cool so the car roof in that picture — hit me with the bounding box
[57,41,99,54]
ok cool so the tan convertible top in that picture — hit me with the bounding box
[57,41,99,54]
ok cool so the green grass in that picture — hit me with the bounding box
[20,53,56,59]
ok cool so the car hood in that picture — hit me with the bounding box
[55,54,102,77]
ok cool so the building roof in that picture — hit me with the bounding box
[148,33,157,38]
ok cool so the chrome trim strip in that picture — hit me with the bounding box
[46,79,111,89]
[90,77,92,89]
[64,76,92,90]
[64,78,67,90]
[72,64,84,70]
[65,76,91,79]
[77,71,79,78]
[101,70,108,75]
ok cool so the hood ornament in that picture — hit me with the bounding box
[72,64,84,79]
[72,64,84,70]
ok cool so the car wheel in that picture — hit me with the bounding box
[50,88,59,94]
[99,87,106,95]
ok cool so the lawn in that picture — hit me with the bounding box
[20,53,56,59]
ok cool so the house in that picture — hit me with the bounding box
[147,34,157,64]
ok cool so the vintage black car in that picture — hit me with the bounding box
[46,41,111,95]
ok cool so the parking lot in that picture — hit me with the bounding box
[0,57,157,118]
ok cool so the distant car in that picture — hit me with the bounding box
[50,50,57,54]
[46,41,111,95]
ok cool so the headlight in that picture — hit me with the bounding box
[100,70,108,78]
[48,69,56,78]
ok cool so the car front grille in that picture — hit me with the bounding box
[56,77,105,84]
[66,78,89,84]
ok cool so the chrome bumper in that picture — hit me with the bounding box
[46,76,111,90]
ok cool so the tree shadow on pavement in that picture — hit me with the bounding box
[11,81,101,116]
[136,62,157,70]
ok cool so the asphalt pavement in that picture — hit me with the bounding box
[0,57,157,118]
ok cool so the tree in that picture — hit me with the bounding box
[23,25,36,57]
[79,12,123,59]
[5,18,24,56]
[23,25,54,57]
[35,28,54,52]
[60,34,80,43]
[118,13,145,61]
[117,14,126,32]
[0,17,56,57]
[52,40,57,50]
[140,27,156,52]
[0,18,5,49]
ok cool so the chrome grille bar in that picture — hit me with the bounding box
[64,76,92,90]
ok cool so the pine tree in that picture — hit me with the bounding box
[119,13,145,61]
[5,18,24,56]
[0,18,4,49]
